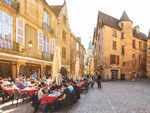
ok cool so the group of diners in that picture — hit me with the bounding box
[32,79,82,113]
[0,76,87,112]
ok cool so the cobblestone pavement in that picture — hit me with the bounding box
[1,80,150,113]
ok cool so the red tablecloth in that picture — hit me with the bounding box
[2,87,18,95]
[77,82,84,88]
[2,86,38,96]
[21,87,38,96]
[41,96,58,104]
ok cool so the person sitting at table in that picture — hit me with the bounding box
[24,78,32,87]
[38,83,49,100]
[49,81,59,91]
[15,78,25,89]
[2,77,11,86]
[66,81,74,92]
[53,83,70,109]
[71,81,80,100]
[38,83,50,112]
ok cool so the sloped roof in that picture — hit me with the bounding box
[49,5,63,17]
[120,11,132,22]
[98,11,121,30]
[98,11,147,41]
[133,31,147,41]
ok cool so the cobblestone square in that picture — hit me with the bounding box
[1,80,150,113]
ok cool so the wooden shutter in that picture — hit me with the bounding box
[117,56,119,64]
[110,55,112,64]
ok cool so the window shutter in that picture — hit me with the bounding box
[16,17,24,45]
[52,38,56,54]
[117,56,119,64]
[38,30,44,51]
[110,55,112,64]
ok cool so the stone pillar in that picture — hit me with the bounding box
[118,70,121,80]
[11,62,17,79]
[41,65,45,78]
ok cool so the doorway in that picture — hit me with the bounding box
[121,73,126,80]
[111,70,118,80]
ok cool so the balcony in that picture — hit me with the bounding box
[2,0,20,13]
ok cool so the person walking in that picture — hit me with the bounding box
[90,76,95,88]
[96,73,101,88]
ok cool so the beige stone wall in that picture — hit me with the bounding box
[94,20,147,80]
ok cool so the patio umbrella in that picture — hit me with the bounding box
[52,47,62,84]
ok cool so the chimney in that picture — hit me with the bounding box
[134,25,140,33]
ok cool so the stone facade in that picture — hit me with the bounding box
[70,34,85,79]
[146,33,150,79]
[0,0,85,79]
[93,11,147,80]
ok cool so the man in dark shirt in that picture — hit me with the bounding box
[96,74,102,88]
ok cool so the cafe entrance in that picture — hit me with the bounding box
[0,60,12,77]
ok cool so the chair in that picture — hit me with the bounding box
[31,92,40,113]
[11,91,20,106]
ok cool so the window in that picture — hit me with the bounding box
[63,16,67,25]
[121,46,125,56]
[43,10,50,31]
[25,25,36,49]
[16,17,24,45]
[43,36,50,58]
[44,36,50,53]
[132,40,136,49]
[3,0,12,6]
[122,62,126,66]
[139,41,141,50]
[113,41,116,50]
[76,42,79,50]
[62,31,66,41]
[38,30,44,51]
[110,55,119,65]
[62,47,66,59]
[112,30,117,37]
[121,23,124,28]
[121,32,124,39]
[132,54,136,65]
[0,10,13,49]
[51,38,56,54]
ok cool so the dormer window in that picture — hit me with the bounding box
[43,10,50,31]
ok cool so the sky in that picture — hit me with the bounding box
[46,0,150,50]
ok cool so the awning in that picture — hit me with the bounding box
[0,52,53,65]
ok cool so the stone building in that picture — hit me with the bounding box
[70,34,85,79]
[146,32,150,79]
[93,11,147,80]
[0,0,85,79]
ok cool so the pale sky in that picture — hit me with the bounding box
[46,0,150,50]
